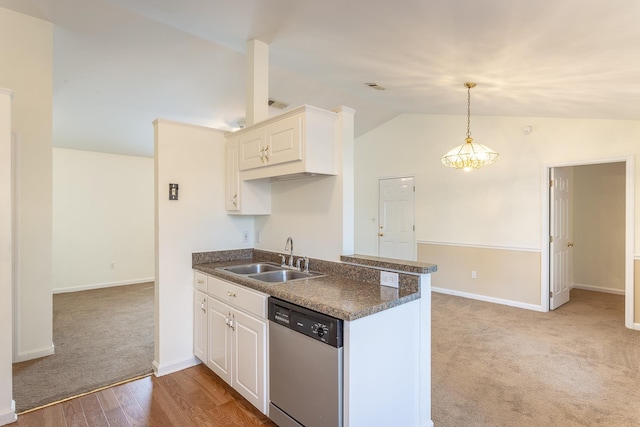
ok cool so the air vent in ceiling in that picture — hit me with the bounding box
[268,98,289,109]
[365,82,386,90]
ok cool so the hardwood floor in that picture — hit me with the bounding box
[11,364,277,427]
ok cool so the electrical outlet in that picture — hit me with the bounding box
[471,271,477,279]
[256,231,262,243]
[380,271,399,288]
[241,231,249,243]
[110,262,115,269]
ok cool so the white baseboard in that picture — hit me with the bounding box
[0,400,17,426]
[571,283,625,295]
[152,357,200,377]
[53,277,155,294]
[13,343,55,363]
[431,287,545,312]
[633,323,640,331]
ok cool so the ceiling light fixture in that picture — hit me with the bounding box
[441,82,498,171]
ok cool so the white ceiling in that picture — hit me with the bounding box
[2,0,640,157]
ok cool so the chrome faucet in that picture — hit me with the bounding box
[284,237,294,267]
[296,256,310,273]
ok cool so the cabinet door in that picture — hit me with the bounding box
[193,290,208,363]
[265,113,303,166]
[225,139,240,211]
[238,128,266,170]
[232,309,267,413]
[207,297,232,385]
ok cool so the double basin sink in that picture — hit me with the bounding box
[218,262,324,284]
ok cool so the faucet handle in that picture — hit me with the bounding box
[279,254,286,266]
[304,256,310,273]
[296,257,303,270]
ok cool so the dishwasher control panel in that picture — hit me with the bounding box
[269,297,343,348]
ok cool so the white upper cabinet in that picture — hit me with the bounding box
[238,127,267,170]
[238,113,303,171]
[225,139,240,211]
[228,105,337,181]
[225,138,271,215]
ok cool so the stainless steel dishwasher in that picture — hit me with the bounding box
[268,297,344,427]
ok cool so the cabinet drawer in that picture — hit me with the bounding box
[194,272,207,292]
[207,276,267,319]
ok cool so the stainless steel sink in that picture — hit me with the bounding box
[221,263,285,275]
[248,269,324,283]
[218,262,324,283]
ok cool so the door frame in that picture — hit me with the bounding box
[11,132,20,360]
[540,155,635,329]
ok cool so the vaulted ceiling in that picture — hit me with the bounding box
[2,0,639,157]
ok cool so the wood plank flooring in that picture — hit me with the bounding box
[11,364,277,427]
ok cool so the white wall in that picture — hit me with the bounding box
[254,107,355,261]
[153,119,253,375]
[355,114,640,307]
[0,7,54,363]
[254,176,344,260]
[0,89,16,425]
[573,162,626,293]
[52,148,154,292]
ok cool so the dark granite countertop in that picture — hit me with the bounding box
[340,254,438,274]
[192,250,434,321]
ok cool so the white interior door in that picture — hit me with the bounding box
[378,177,415,260]
[550,167,573,310]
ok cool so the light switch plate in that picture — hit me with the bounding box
[380,271,399,288]
[169,183,179,200]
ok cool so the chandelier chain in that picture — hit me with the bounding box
[466,85,471,139]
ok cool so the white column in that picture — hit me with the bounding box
[0,88,17,425]
[245,39,269,126]
[333,106,356,255]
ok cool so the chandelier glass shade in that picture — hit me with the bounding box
[441,83,499,171]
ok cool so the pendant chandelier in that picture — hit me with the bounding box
[441,82,498,171]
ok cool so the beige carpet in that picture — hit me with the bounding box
[12,282,154,413]
[432,289,640,426]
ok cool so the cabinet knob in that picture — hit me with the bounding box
[232,194,238,207]
[378,233,384,237]
[567,242,574,247]
[227,291,237,297]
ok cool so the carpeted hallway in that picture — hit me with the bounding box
[432,288,640,426]
[12,283,154,413]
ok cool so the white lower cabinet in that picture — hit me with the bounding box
[207,296,232,383]
[193,289,208,363]
[194,272,268,414]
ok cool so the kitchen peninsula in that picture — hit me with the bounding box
[154,100,432,426]
[192,248,436,427]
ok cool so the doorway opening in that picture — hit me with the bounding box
[543,157,635,329]
[378,176,416,261]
